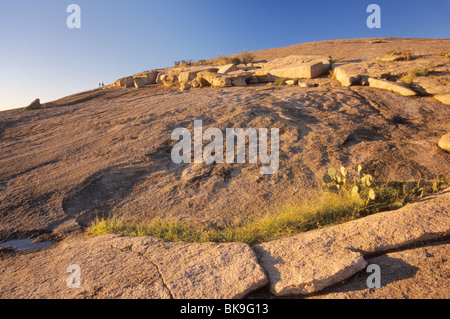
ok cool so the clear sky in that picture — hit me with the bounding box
[0,0,449,111]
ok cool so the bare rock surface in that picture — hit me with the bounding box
[438,132,450,152]
[145,71,158,85]
[253,55,330,79]
[253,188,450,296]
[0,234,171,299]
[413,77,450,96]
[255,55,330,77]
[111,236,268,299]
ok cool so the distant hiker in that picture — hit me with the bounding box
[102,82,104,87]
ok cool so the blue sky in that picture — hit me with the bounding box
[0,0,449,111]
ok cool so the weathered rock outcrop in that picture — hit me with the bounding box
[253,73,277,83]
[179,82,191,91]
[145,71,158,85]
[1,189,448,299]
[134,76,149,89]
[114,76,134,88]
[410,76,450,96]
[177,71,197,84]
[285,79,297,85]
[368,78,417,96]
[226,71,253,86]
[255,241,368,296]
[3,39,450,300]
[333,63,368,87]
[105,49,450,104]
[438,133,450,152]
[197,72,232,88]
[251,55,330,81]
[192,70,253,87]
[262,55,330,73]
[156,72,165,85]
[190,78,201,88]
[159,73,179,87]
[332,54,450,100]
[268,60,324,79]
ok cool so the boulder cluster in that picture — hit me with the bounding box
[108,55,332,91]
[333,54,450,104]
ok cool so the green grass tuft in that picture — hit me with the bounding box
[90,192,360,245]
[90,217,205,242]
[273,77,289,86]
[89,176,448,245]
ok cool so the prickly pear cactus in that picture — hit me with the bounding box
[322,165,376,204]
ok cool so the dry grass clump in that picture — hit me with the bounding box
[216,54,240,66]
[399,66,431,84]
[387,47,413,61]
[215,50,256,66]
[430,75,450,86]
[174,59,193,67]
[437,51,450,59]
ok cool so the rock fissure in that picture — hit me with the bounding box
[112,244,175,299]
[349,88,384,116]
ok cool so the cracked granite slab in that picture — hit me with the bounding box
[111,236,268,299]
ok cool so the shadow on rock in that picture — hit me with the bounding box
[311,255,420,296]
